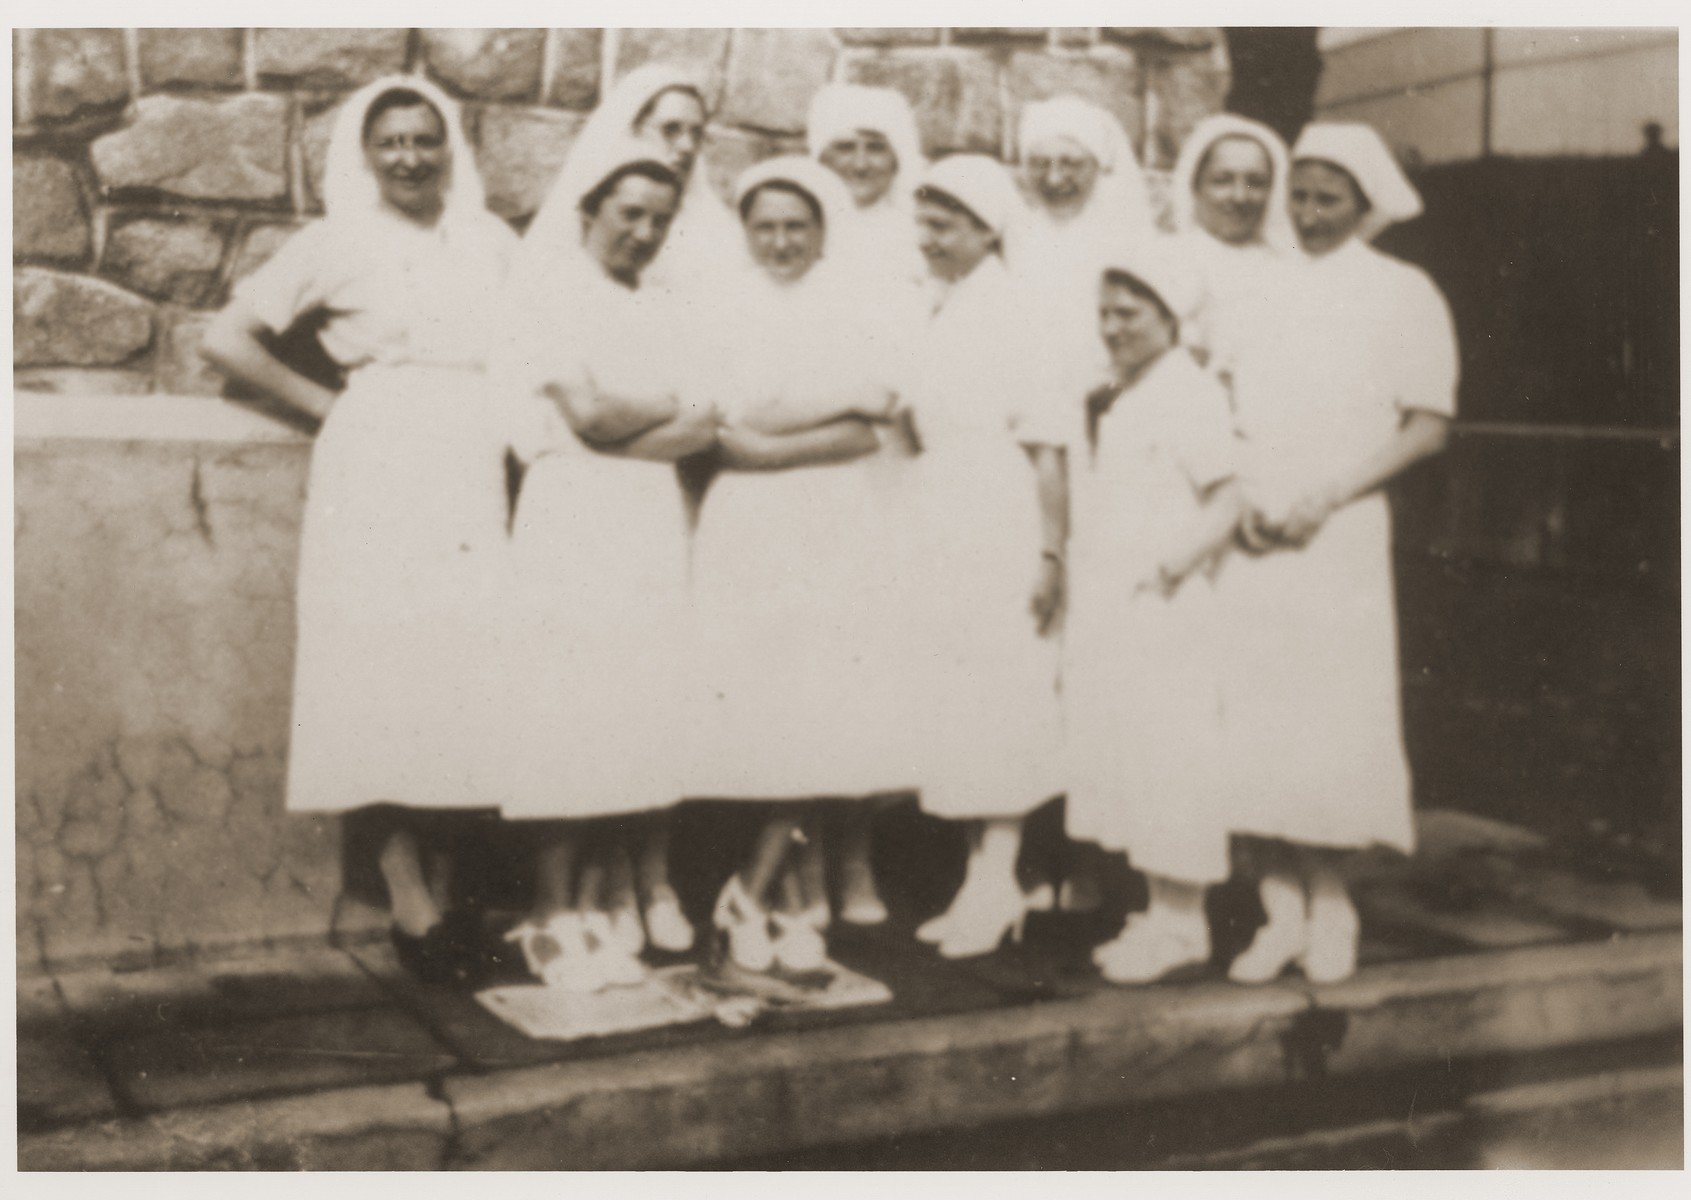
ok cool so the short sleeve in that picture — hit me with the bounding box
[1389,267,1459,418]
[232,222,333,334]
[1164,355,1240,493]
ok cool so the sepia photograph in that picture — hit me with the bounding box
[10,3,1682,1175]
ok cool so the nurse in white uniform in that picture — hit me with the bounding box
[1221,123,1457,985]
[901,156,1069,959]
[201,76,517,983]
[692,156,913,974]
[496,137,718,991]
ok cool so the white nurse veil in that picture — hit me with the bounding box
[1015,95,1155,237]
[319,74,490,234]
[1292,122,1424,243]
[1169,113,1299,253]
[731,154,858,274]
[806,83,926,214]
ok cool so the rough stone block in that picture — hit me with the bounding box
[844,49,1003,157]
[1104,27,1219,50]
[474,104,583,222]
[421,29,544,102]
[1005,48,1144,158]
[138,28,245,91]
[614,29,732,109]
[101,217,229,306]
[720,28,838,134]
[226,221,306,289]
[14,154,91,265]
[1053,28,1098,49]
[702,126,791,207]
[25,29,128,121]
[254,28,410,90]
[14,367,156,396]
[154,310,225,396]
[15,268,155,367]
[91,94,290,203]
[952,28,1049,43]
[836,29,943,47]
[1142,47,1231,170]
[546,28,603,110]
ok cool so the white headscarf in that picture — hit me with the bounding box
[1292,122,1424,244]
[806,84,925,214]
[530,63,735,294]
[1015,95,1155,236]
[320,74,498,238]
[917,154,1024,246]
[1099,236,1202,335]
[733,154,857,262]
[1169,113,1298,253]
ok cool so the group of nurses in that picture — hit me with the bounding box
[204,61,1455,994]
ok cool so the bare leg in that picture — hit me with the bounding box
[380,829,442,938]
[531,828,580,921]
[739,815,801,907]
[837,804,888,924]
[1300,852,1360,983]
[795,816,829,925]
[638,815,694,952]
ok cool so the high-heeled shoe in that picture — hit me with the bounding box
[1299,884,1360,984]
[1093,909,1211,985]
[1228,874,1308,985]
[505,913,604,993]
[936,882,1044,959]
[643,891,696,953]
[712,875,775,972]
[918,880,1052,947]
[771,911,829,973]
[583,910,646,988]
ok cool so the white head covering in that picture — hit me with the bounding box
[320,74,491,234]
[917,154,1023,244]
[1015,95,1154,233]
[806,84,925,213]
[1169,113,1297,253]
[512,133,682,305]
[734,156,856,247]
[1292,122,1423,243]
[1099,236,1202,335]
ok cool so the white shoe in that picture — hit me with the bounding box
[608,904,646,958]
[644,892,695,953]
[712,875,775,972]
[937,881,1042,959]
[583,911,646,988]
[1228,873,1308,985]
[1093,910,1211,985]
[506,914,604,993]
[1300,884,1360,984]
[771,912,829,972]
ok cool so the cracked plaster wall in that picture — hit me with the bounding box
[13,435,362,973]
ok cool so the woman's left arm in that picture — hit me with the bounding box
[1276,410,1451,546]
[718,417,880,471]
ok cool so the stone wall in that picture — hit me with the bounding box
[14,27,1229,400]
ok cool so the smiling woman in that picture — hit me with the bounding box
[197,74,519,985]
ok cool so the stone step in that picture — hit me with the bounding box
[18,929,1680,1170]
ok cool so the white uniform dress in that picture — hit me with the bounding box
[903,255,1068,819]
[495,259,700,819]
[689,266,921,799]
[1064,350,1239,884]
[1220,239,1458,852]
[246,216,519,813]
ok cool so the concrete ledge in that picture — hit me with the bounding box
[16,930,1681,1169]
[18,1081,452,1171]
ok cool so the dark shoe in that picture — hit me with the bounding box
[391,910,484,987]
